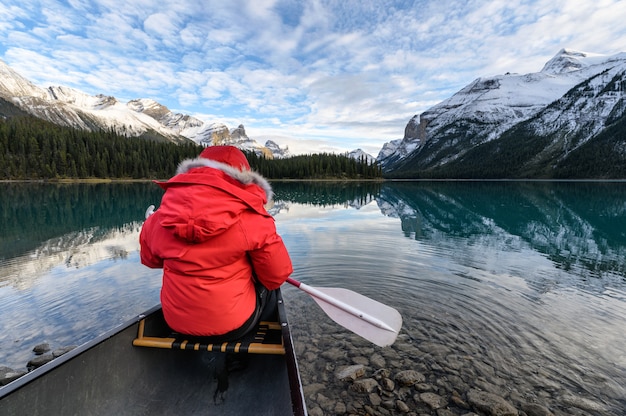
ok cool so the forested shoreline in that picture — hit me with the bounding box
[0,116,382,180]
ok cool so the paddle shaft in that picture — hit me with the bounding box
[286,277,396,332]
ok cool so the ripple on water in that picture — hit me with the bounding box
[285,238,626,414]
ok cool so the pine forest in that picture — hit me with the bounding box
[0,116,382,180]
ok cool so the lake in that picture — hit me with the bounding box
[1,180,625,415]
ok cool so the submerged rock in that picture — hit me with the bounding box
[467,389,518,416]
[52,345,77,358]
[0,366,27,386]
[335,364,365,381]
[394,369,425,386]
[33,343,51,355]
[27,354,54,370]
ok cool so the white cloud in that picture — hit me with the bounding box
[143,13,180,39]
[1,0,626,156]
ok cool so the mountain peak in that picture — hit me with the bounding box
[381,49,626,177]
[540,48,605,75]
[348,148,376,164]
[0,60,289,157]
[0,59,47,100]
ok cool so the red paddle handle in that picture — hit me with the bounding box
[286,277,301,287]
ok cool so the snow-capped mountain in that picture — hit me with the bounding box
[381,49,626,177]
[376,182,626,288]
[264,140,290,158]
[376,136,419,169]
[0,59,279,156]
[347,148,376,164]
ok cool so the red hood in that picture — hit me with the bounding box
[154,159,273,243]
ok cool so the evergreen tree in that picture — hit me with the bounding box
[0,115,382,180]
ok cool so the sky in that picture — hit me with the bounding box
[1,0,625,156]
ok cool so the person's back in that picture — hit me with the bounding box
[140,146,292,337]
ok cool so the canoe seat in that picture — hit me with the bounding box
[132,309,285,355]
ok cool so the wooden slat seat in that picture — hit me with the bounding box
[132,309,286,355]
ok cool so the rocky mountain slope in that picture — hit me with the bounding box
[380,49,626,178]
[0,59,288,157]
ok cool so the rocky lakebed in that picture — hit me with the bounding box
[285,300,618,416]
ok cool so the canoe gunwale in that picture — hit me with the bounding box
[277,294,308,416]
[0,291,308,415]
[0,304,161,398]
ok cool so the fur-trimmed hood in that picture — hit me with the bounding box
[176,157,273,202]
[151,157,274,244]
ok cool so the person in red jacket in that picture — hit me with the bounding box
[140,145,293,339]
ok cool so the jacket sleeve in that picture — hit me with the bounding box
[245,216,293,290]
[139,215,164,269]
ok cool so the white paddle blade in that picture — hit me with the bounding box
[308,287,402,347]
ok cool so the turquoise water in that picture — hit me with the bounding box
[1,181,625,413]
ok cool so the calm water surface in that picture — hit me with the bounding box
[1,181,625,414]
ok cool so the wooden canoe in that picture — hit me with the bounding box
[0,289,307,415]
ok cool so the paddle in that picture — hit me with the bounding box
[144,205,402,346]
[285,277,402,347]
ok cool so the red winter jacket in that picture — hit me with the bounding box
[140,156,292,336]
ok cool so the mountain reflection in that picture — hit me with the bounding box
[271,181,381,208]
[0,182,164,262]
[2,181,624,290]
[377,181,626,279]
[0,182,165,290]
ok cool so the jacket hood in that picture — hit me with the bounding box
[174,157,273,201]
[153,158,274,243]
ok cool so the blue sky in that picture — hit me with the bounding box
[1,0,625,155]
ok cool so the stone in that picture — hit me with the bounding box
[351,378,379,393]
[467,389,518,416]
[303,382,325,397]
[395,369,425,386]
[370,353,386,368]
[396,400,410,413]
[450,393,471,409]
[315,393,334,412]
[320,347,345,361]
[380,376,395,391]
[32,343,50,355]
[521,403,555,416]
[52,345,77,358]
[334,401,347,414]
[369,392,382,406]
[560,394,607,413]
[336,364,365,381]
[308,406,324,416]
[352,356,370,366]
[27,354,54,369]
[0,366,27,386]
[420,392,445,409]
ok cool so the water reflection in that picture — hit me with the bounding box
[376,181,626,285]
[1,181,625,414]
[0,182,164,262]
[271,181,626,415]
[273,180,626,284]
[272,181,380,208]
[0,183,165,370]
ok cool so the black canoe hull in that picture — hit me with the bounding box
[0,290,306,415]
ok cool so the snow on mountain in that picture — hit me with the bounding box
[540,49,608,74]
[0,59,47,99]
[515,54,626,152]
[347,148,376,164]
[380,49,626,173]
[418,50,595,140]
[0,59,282,156]
[127,98,204,134]
[376,136,420,168]
[264,140,290,158]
